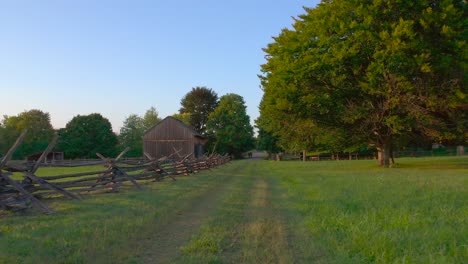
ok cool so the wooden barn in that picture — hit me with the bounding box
[143,116,207,160]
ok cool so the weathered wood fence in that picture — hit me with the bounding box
[0,132,230,214]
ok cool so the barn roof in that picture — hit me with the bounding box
[143,116,206,139]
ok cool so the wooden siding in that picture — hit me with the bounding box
[143,117,205,160]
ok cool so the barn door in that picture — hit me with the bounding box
[194,144,203,158]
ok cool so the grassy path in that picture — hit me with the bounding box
[0,157,466,263]
[171,160,295,263]
[135,167,239,263]
[239,176,292,263]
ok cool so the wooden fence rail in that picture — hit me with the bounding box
[0,132,230,214]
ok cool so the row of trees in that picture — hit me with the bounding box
[171,87,255,158]
[0,110,136,159]
[1,88,255,159]
[257,0,467,166]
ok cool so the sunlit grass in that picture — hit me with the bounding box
[0,165,232,263]
[273,157,468,263]
[0,157,466,263]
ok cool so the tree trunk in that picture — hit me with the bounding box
[275,153,281,161]
[302,150,307,162]
[389,144,395,166]
[349,152,352,160]
[376,143,394,167]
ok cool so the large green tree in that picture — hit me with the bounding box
[118,107,161,157]
[179,86,219,134]
[58,113,118,159]
[256,127,282,159]
[259,0,467,166]
[118,114,145,157]
[207,93,255,158]
[0,110,54,159]
[143,106,161,130]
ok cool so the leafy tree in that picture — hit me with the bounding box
[276,118,316,161]
[118,114,145,157]
[256,127,282,159]
[257,97,319,161]
[179,86,219,134]
[259,0,467,166]
[0,110,54,159]
[117,107,161,157]
[58,113,118,159]
[172,113,191,126]
[207,93,255,158]
[314,128,364,160]
[143,106,161,130]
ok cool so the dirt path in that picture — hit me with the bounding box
[122,160,295,263]
[136,173,239,263]
[238,175,293,263]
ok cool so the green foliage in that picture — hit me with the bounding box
[118,107,161,157]
[256,128,282,154]
[0,110,54,159]
[172,112,191,126]
[207,93,255,158]
[58,113,118,159]
[119,114,145,157]
[259,0,467,166]
[180,86,219,135]
[143,106,161,130]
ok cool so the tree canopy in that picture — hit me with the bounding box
[179,86,219,135]
[119,114,145,157]
[143,106,161,130]
[171,113,191,126]
[259,0,467,166]
[207,93,255,158]
[256,127,282,156]
[0,110,54,159]
[118,106,161,157]
[58,113,118,159]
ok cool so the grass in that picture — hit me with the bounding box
[0,156,467,263]
[273,157,468,263]
[10,165,106,181]
[0,163,235,263]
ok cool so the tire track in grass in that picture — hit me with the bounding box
[239,171,293,263]
[267,164,329,263]
[133,162,245,264]
[170,160,294,263]
[174,161,255,263]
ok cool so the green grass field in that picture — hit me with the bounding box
[1,157,467,263]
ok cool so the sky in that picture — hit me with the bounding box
[0,0,320,132]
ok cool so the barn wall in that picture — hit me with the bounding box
[143,117,199,160]
[144,118,196,140]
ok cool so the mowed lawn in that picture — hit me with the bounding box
[0,157,466,263]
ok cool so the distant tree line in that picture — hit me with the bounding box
[0,88,255,160]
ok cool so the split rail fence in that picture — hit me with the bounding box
[0,132,230,214]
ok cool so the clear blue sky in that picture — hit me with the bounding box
[0,0,319,132]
